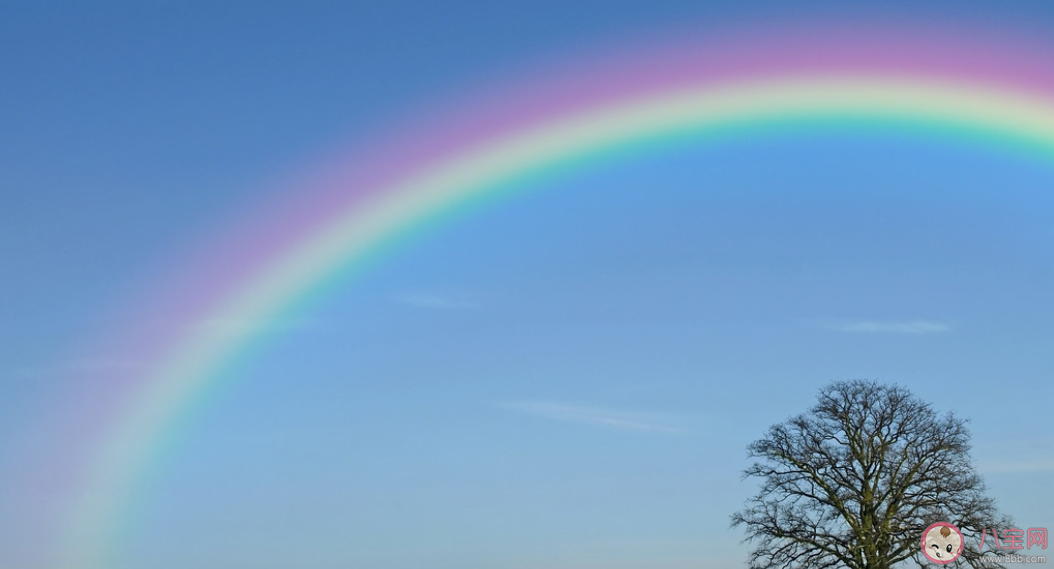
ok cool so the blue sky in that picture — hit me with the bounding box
[3,2,1054,568]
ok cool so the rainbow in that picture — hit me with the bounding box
[33,22,1054,569]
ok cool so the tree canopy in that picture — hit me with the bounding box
[731,380,1012,569]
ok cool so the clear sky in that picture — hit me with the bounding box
[2,2,1053,568]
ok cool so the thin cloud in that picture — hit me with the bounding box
[976,458,1054,474]
[197,316,315,337]
[974,439,1054,474]
[835,320,952,335]
[11,357,140,379]
[67,357,140,371]
[393,292,480,310]
[500,401,684,434]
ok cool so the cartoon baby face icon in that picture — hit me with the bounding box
[922,522,964,564]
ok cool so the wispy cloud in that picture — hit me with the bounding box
[197,315,315,337]
[834,320,952,335]
[68,357,140,371]
[11,357,140,379]
[976,458,1054,474]
[393,292,480,310]
[974,439,1054,474]
[500,401,684,434]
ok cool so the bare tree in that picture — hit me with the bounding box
[731,380,1012,569]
